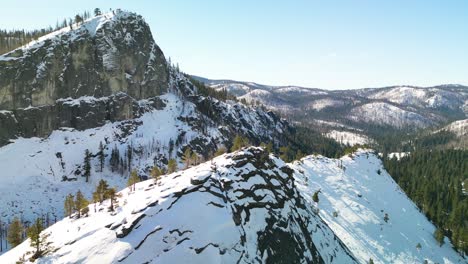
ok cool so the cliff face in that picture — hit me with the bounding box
[0,10,169,145]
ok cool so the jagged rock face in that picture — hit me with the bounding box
[0,11,168,145]
[0,148,357,263]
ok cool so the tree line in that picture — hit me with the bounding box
[0,8,105,55]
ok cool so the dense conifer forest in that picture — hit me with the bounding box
[383,149,468,254]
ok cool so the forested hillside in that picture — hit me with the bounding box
[383,150,468,254]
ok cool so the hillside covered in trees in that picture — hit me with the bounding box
[383,149,468,254]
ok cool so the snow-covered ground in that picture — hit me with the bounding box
[440,119,468,137]
[0,148,464,263]
[0,93,202,222]
[0,148,357,264]
[291,150,464,264]
[349,102,432,128]
[325,130,371,146]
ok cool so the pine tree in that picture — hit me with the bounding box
[182,148,192,168]
[74,15,83,25]
[128,170,140,192]
[74,190,89,218]
[369,258,374,264]
[93,179,109,203]
[150,166,163,183]
[64,194,75,217]
[98,142,105,172]
[312,190,320,203]
[231,135,249,152]
[167,159,177,173]
[127,145,133,172]
[214,147,227,157]
[105,187,119,212]
[7,217,23,248]
[190,151,199,166]
[434,227,445,246]
[27,218,49,259]
[94,8,101,16]
[260,142,274,153]
[84,149,91,182]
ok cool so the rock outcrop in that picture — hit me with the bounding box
[0,10,168,145]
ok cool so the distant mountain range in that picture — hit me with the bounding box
[193,76,468,148]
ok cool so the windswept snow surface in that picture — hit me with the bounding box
[291,150,465,264]
[0,148,357,264]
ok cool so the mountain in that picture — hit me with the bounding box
[0,147,464,263]
[0,11,167,146]
[194,76,468,140]
[0,11,292,227]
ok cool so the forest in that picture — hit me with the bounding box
[383,149,468,254]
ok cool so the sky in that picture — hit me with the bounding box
[1,0,468,90]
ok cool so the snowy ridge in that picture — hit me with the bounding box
[291,151,464,264]
[0,10,128,60]
[348,102,432,128]
[0,148,357,264]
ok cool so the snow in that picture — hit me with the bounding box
[349,102,431,128]
[308,99,343,111]
[440,119,468,137]
[291,150,465,264]
[325,130,371,146]
[0,10,129,60]
[0,93,206,223]
[0,148,357,264]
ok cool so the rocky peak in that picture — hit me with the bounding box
[0,10,169,145]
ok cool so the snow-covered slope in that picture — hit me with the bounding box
[441,119,468,137]
[348,102,432,128]
[291,150,465,264]
[1,148,464,263]
[0,85,290,225]
[325,130,371,146]
[0,148,357,264]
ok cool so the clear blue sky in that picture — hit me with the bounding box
[1,0,468,89]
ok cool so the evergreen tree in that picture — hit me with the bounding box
[260,142,274,153]
[105,187,119,212]
[27,218,50,259]
[84,149,91,182]
[7,217,23,248]
[167,159,177,173]
[434,227,445,246]
[127,145,133,172]
[150,166,163,182]
[369,258,374,264]
[74,190,89,218]
[214,147,227,157]
[98,142,105,172]
[182,148,192,168]
[313,190,320,203]
[94,8,101,16]
[231,135,249,152]
[93,179,109,203]
[74,15,83,25]
[128,170,140,192]
[64,194,75,217]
